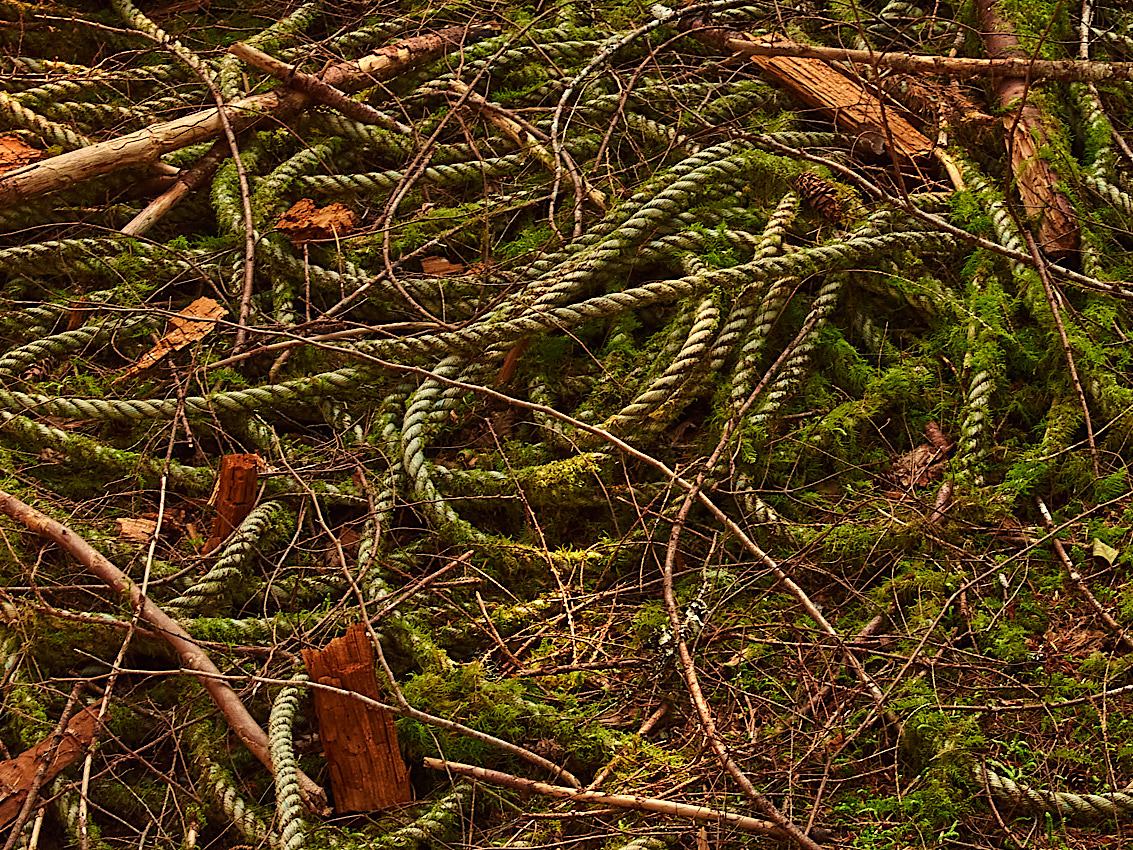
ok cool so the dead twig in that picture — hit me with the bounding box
[422,756,833,840]
[228,41,411,133]
[0,490,326,808]
[1035,497,1133,652]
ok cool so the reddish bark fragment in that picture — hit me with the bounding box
[303,623,412,812]
[204,453,259,551]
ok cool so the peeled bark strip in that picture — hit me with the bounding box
[0,700,103,828]
[0,26,491,210]
[978,0,1079,258]
[303,623,412,812]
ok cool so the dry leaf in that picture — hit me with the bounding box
[420,256,463,276]
[696,827,710,850]
[116,517,158,544]
[1092,538,1120,566]
[0,135,43,176]
[117,297,226,381]
[891,443,944,490]
[276,199,356,243]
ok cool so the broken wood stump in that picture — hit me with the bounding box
[303,623,412,812]
[204,453,259,552]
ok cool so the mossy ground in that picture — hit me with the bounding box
[4,0,1133,849]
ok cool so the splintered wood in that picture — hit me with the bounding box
[303,623,412,812]
[204,453,259,552]
[737,35,935,162]
[116,296,226,381]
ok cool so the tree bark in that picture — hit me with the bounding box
[977,0,1079,258]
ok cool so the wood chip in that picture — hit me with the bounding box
[276,199,357,243]
[116,517,158,544]
[117,297,226,381]
[0,135,43,177]
[420,256,464,276]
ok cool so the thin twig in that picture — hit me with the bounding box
[1021,228,1100,477]
[0,490,325,807]
[422,756,834,840]
[1035,497,1133,652]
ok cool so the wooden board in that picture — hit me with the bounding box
[302,623,412,812]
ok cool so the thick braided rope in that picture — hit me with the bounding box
[295,152,530,194]
[270,674,308,850]
[366,783,472,850]
[209,762,277,847]
[0,237,214,280]
[0,365,371,422]
[957,270,999,485]
[360,229,958,363]
[1069,82,1115,178]
[1084,173,1133,217]
[0,89,92,149]
[0,230,953,427]
[187,718,277,846]
[980,765,1133,819]
[749,272,846,431]
[165,500,288,614]
[601,290,719,436]
[254,141,340,224]
[0,411,215,493]
[711,191,799,364]
[112,0,216,83]
[401,356,485,542]
[0,321,113,378]
[218,2,319,99]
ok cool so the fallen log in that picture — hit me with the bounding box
[725,36,1133,83]
[0,26,492,210]
[682,23,935,163]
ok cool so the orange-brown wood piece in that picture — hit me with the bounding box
[205,453,259,551]
[742,35,935,163]
[0,700,104,827]
[302,623,412,812]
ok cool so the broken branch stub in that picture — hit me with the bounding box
[204,453,260,552]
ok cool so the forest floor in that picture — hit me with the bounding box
[4,0,1133,848]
